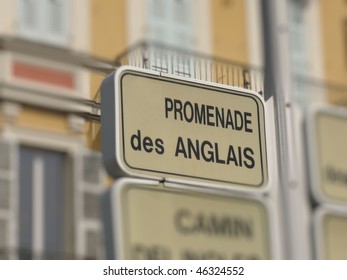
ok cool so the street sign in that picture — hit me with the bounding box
[314,207,347,259]
[102,178,272,260]
[308,106,347,204]
[101,67,268,191]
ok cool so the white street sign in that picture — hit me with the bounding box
[308,106,347,204]
[103,178,273,260]
[101,67,268,191]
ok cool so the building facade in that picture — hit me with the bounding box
[0,0,104,259]
[0,0,346,259]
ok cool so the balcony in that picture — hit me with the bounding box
[114,41,265,95]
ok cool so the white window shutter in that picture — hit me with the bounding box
[147,0,171,73]
[169,0,194,77]
[43,0,70,46]
[75,150,104,259]
[148,0,170,44]
[16,0,70,47]
[148,0,194,48]
[170,0,194,48]
[146,0,195,77]
[0,138,18,259]
[17,0,42,41]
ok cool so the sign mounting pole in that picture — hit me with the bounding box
[261,0,299,259]
[262,0,315,259]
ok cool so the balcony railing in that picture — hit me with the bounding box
[114,41,265,95]
[92,42,347,110]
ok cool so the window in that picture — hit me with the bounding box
[147,0,194,48]
[17,0,70,47]
[18,146,73,259]
[147,0,195,77]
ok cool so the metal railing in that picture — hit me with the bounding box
[114,41,265,95]
[97,41,347,109]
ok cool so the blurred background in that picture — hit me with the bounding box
[0,0,347,259]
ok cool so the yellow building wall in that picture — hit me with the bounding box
[320,0,347,104]
[16,106,70,134]
[86,120,101,150]
[210,0,249,63]
[89,0,127,101]
[90,0,127,60]
[0,105,4,128]
[89,0,127,151]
